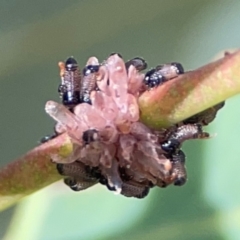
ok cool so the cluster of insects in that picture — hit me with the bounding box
[43,53,224,198]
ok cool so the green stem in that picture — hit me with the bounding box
[1,51,240,211]
[139,50,240,128]
[0,134,72,211]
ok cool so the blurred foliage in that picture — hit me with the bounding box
[1,0,240,239]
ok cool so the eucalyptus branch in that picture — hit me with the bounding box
[0,134,73,211]
[0,50,240,211]
[139,50,240,128]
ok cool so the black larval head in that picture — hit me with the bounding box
[65,57,78,71]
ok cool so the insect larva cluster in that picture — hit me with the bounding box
[44,53,224,198]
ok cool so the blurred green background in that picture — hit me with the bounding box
[1,0,240,239]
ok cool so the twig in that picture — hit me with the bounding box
[1,51,240,211]
[0,134,73,211]
[139,50,240,128]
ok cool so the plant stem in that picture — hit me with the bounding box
[139,50,240,128]
[0,134,72,211]
[1,51,240,211]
